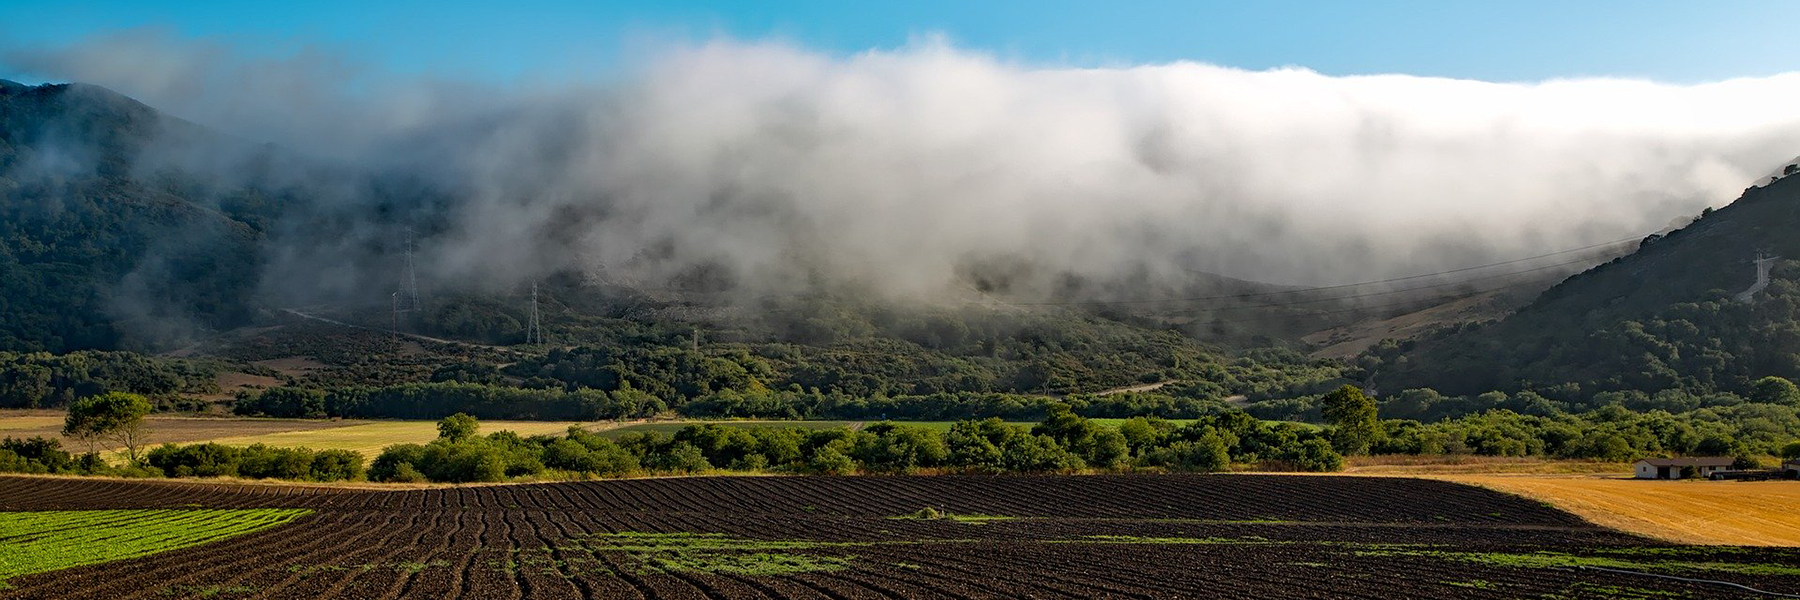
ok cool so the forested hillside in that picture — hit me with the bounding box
[1373,172,1800,405]
[0,80,272,351]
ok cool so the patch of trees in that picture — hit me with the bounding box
[0,351,219,408]
[233,381,667,421]
[236,381,1259,423]
[500,309,1347,401]
[0,436,108,474]
[145,443,364,481]
[1365,401,1800,462]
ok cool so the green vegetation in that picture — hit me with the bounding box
[0,82,268,353]
[577,532,852,575]
[369,411,1345,483]
[157,584,259,597]
[891,507,1015,523]
[1080,535,1247,545]
[63,391,152,462]
[0,351,222,409]
[1321,385,1379,455]
[596,420,860,440]
[0,508,311,588]
[1360,548,1800,577]
[145,443,365,481]
[1372,177,1800,411]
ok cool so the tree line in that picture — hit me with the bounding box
[366,406,1345,483]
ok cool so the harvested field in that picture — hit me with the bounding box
[4,474,1800,599]
[0,411,355,452]
[1441,474,1800,547]
[0,412,611,463]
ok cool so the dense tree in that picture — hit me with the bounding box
[63,391,152,462]
[436,413,479,442]
[1321,385,1381,456]
[1751,376,1800,407]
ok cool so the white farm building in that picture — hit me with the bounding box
[1633,457,1734,480]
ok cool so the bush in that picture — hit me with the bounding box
[650,442,711,474]
[807,446,857,475]
[0,436,77,473]
[438,413,479,442]
[370,443,428,482]
[147,443,242,477]
[143,442,365,481]
[1289,438,1344,472]
[310,449,366,481]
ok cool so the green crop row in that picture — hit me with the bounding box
[0,508,313,588]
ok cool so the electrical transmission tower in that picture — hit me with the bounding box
[1734,250,1778,304]
[525,281,545,345]
[402,226,421,311]
[389,226,423,340]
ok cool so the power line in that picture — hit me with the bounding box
[1010,235,1642,307]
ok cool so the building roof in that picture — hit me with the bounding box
[1636,457,1735,467]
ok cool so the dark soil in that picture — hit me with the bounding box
[4,474,1797,599]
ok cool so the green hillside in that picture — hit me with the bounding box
[0,80,272,352]
[1373,173,1800,406]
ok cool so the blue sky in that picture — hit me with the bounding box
[2,0,1797,84]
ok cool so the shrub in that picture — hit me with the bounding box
[0,436,77,473]
[651,442,711,474]
[370,443,428,482]
[310,449,365,481]
[807,446,857,475]
[1290,438,1344,472]
[147,443,243,478]
[438,413,479,442]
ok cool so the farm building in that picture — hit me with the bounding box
[1786,459,1800,478]
[1633,457,1733,480]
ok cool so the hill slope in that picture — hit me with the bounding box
[1374,173,1800,401]
[0,80,278,351]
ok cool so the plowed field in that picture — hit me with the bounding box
[4,474,1798,599]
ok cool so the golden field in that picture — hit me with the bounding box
[1436,474,1800,546]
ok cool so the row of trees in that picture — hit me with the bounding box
[1298,385,1800,462]
[369,408,1346,483]
[233,381,668,421]
[145,443,364,481]
[234,382,1252,422]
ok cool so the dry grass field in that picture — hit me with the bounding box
[197,420,594,458]
[0,411,622,462]
[1436,474,1800,547]
[0,410,353,451]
